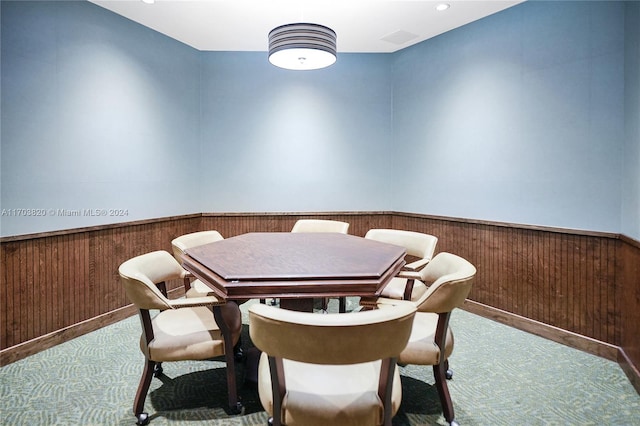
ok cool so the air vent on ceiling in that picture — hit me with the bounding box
[380,30,419,45]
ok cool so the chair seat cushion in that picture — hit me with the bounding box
[257,353,402,426]
[143,304,241,362]
[380,277,427,301]
[397,312,454,366]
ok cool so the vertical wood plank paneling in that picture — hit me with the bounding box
[528,230,539,323]
[582,236,591,336]
[564,233,575,336]
[25,239,34,342]
[620,238,640,371]
[540,231,549,325]
[498,228,513,309]
[81,233,89,324]
[0,243,8,349]
[34,238,43,338]
[51,237,60,333]
[0,212,637,379]
[606,241,618,344]
[11,242,20,344]
[63,235,70,327]
[591,235,601,340]
[88,230,98,319]
[7,242,19,345]
[388,213,623,344]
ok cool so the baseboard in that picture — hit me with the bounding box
[462,300,619,360]
[0,304,137,367]
[462,300,640,395]
[619,349,640,395]
[0,287,183,367]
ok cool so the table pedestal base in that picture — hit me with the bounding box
[278,298,315,312]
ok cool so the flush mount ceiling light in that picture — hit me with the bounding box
[268,23,337,71]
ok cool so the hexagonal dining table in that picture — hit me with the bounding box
[180,232,406,312]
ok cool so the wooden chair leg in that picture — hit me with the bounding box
[433,362,455,425]
[268,356,285,426]
[213,305,242,414]
[321,297,329,312]
[338,297,346,313]
[133,359,155,425]
[432,312,456,424]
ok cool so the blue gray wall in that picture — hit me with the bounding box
[1,1,637,240]
[1,1,200,235]
[198,52,392,213]
[392,1,626,233]
[624,1,640,239]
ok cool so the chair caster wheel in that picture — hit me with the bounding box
[153,364,163,377]
[229,401,243,415]
[136,413,150,425]
[268,417,274,426]
[234,347,245,362]
[446,369,453,380]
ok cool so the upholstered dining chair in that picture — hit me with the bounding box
[375,252,476,426]
[249,302,417,426]
[171,230,224,297]
[365,229,438,301]
[119,250,243,425]
[291,219,350,312]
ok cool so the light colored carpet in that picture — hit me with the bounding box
[1,298,639,425]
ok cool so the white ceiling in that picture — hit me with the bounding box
[89,0,524,53]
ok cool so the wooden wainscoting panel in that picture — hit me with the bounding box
[1,233,91,348]
[0,215,202,353]
[390,213,620,345]
[2,211,638,386]
[619,237,640,379]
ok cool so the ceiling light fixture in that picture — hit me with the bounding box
[436,3,450,12]
[268,23,337,71]
[141,0,155,4]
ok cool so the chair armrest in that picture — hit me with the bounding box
[395,271,423,300]
[397,270,421,280]
[375,297,417,309]
[168,296,223,308]
[403,258,430,272]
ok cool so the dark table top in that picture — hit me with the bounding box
[181,232,406,302]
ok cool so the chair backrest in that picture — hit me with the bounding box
[171,230,224,261]
[365,228,437,260]
[249,302,416,365]
[413,252,476,313]
[291,219,349,234]
[119,250,184,310]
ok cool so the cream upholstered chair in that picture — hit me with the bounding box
[249,302,417,426]
[365,229,438,301]
[291,219,350,312]
[376,252,476,426]
[290,218,350,234]
[119,250,243,425]
[171,230,224,297]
